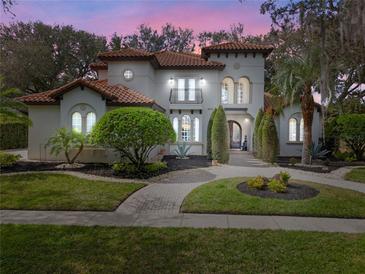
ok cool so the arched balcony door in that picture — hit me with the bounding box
[228,120,242,149]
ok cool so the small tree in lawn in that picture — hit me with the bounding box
[211,105,229,164]
[91,107,175,170]
[337,114,365,160]
[261,113,279,163]
[253,108,264,155]
[206,108,217,159]
[45,128,85,164]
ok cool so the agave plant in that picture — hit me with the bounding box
[306,142,330,165]
[174,143,191,159]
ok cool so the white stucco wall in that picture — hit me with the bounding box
[275,104,322,157]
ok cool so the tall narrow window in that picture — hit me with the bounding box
[177,79,185,101]
[221,77,234,104]
[238,77,250,104]
[289,118,297,141]
[181,115,191,142]
[194,117,199,142]
[173,117,179,141]
[72,112,82,133]
[188,79,195,101]
[299,118,304,142]
[86,112,96,134]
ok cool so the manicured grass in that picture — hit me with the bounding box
[0,173,145,211]
[181,177,365,218]
[1,224,364,274]
[345,167,365,184]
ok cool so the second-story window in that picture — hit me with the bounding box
[178,79,185,101]
[177,78,196,102]
[238,77,250,104]
[188,79,195,101]
[221,77,234,104]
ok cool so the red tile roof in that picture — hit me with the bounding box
[89,61,108,70]
[95,48,225,70]
[202,42,274,57]
[154,51,225,69]
[18,79,158,107]
[98,48,153,60]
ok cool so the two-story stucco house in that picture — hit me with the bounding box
[19,42,322,162]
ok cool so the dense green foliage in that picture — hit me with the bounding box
[206,108,216,159]
[268,179,287,193]
[256,112,266,158]
[247,176,266,190]
[0,21,107,92]
[253,108,264,155]
[182,177,365,218]
[0,173,144,210]
[261,113,279,163]
[112,161,168,178]
[2,224,364,273]
[211,106,229,163]
[0,122,27,149]
[0,151,20,167]
[336,114,365,160]
[45,128,85,164]
[92,107,175,169]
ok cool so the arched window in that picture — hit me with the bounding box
[238,77,250,104]
[194,117,199,142]
[181,115,191,142]
[173,117,179,141]
[299,118,304,142]
[221,77,234,104]
[86,112,96,134]
[289,118,297,141]
[72,112,82,133]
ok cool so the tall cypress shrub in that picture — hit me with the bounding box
[256,114,266,159]
[206,108,217,159]
[253,108,264,154]
[212,106,229,163]
[262,114,279,163]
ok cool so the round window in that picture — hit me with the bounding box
[123,69,134,81]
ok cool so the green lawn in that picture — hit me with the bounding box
[1,224,364,274]
[181,177,365,218]
[0,173,145,211]
[345,167,365,183]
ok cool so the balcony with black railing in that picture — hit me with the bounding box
[169,88,203,104]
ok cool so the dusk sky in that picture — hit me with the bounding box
[1,0,272,38]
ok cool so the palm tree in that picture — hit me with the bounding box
[273,49,320,164]
[0,77,30,125]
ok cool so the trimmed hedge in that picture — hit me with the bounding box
[261,113,279,163]
[253,108,264,154]
[206,108,217,159]
[212,105,229,163]
[0,122,28,149]
[256,113,266,158]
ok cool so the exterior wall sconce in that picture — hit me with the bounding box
[168,77,174,87]
[199,77,206,86]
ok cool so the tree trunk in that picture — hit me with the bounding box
[301,86,315,164]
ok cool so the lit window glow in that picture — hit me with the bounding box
[289,118,297,141]
[299,118,304,141]
[181,115,191,142]
[194,117,199,142]
[173,117,179,141]
[86,112,96,134]
[72,112,82,133]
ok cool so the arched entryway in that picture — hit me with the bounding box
[228,120,242,149]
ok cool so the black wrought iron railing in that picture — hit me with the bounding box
[169,88,203,104]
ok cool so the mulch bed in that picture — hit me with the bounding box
[277,163,338,173]
[237,182,320,200]
[0,156,211,180]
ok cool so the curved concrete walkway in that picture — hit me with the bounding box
[1,165,365,233]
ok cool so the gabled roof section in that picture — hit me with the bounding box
[201,42,274,58]
[95,48,225,70]
[18,79,160,108]
[154,51,225,70]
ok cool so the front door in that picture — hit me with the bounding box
[228,121,242,149]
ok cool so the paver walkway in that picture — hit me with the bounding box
[229,150,270,167]
[1,165,365,233]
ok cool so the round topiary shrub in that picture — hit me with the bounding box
[91,107,175,170]
[206,108,217,160]
[211,105,229,164]
[261,113,279,163]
